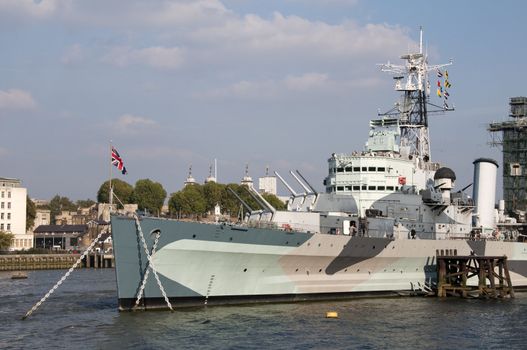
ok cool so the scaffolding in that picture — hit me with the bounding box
[489,97,527,215]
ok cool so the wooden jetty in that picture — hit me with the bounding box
[0,253,114,271]
[436,252,514,298]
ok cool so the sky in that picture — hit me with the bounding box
[0,0,525,201]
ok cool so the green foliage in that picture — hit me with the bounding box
[49,195,77,224]
[0,231,14,250]
[76,199,96,208]
[168,182,286,218]
[26,196,36,231]
[168,184,207,217]
[262,193,286,210]
[97,179,134,208]
[133,179,167,215]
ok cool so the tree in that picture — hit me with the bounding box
[0,231,14,250]
[76,199,96,208]
[168,185,207,218]
[133,179,167,215]
[262,193,286,211]
[97,179,134,208]
[202,181,224,212]
[26,196,36,231]
[49,195,77,224]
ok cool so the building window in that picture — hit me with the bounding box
[511,163,522,176]
[7,213,10,220]
[7,202,10,209]
[1,192,3,198]
[7,192,10,198]
[1,202,3,209]
[0,223,3,230]
[0,213,3,220]
[7,223,10,231]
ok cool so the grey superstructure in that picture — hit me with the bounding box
[111,30,527,310]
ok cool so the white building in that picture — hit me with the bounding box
[0,177,30,250]
[259,176,277,195]
[34,209,51,228]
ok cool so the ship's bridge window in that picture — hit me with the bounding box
[378,186,385,191]
[345,167,352,172]
[354,167,360,172]
[337,167,344,173]
[353,185,360,191]
[368,167,376,172]
[337,186,344,191]
[378,167,386,172]
[361,185,367,190]
[387,186,394,191]
[362,167,367,171]
[368,186,376,191]
[345,186,352,191]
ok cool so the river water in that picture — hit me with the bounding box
[1,269,526,349]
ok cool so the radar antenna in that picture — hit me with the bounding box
[378,27,453,161]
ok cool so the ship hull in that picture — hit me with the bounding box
[111,216,527,310]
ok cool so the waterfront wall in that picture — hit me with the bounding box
[0,253,114,271]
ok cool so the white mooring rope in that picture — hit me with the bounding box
[133,215,173,311]
[22,230,106,320]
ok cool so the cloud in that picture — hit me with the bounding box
[102,46,185,70]
[61,43,84,64]
[199,72,383,100]
[111,114,158,135]
[0,89,36,110]
[0,0,62,19]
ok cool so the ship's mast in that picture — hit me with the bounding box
[379,27,453,162]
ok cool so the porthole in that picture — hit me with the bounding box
[319,269,322,273]
[286,241,289,245]
[318,243,321,247]
[229,237,233,241]
[373,245,375,249]
[295,268,299,272]
[192,234,196,238]
[243,268,247,272]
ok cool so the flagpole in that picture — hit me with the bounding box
[109,140,113,212]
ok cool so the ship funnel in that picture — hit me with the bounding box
[472,158,498,233]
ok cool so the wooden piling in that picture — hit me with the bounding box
[436,255,514,298]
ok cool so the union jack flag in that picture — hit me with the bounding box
[111,146,127,175]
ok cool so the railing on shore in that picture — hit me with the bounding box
[0,253,114,271]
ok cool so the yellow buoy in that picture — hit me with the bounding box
[326,311,338,318]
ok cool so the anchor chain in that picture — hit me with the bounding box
[133,229,161,309]
[133,215,174,311]
[22,230,106,320]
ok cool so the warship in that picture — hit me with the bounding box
[111,30,527,310]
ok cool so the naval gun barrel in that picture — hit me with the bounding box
[244,186,276,214]
[274,171,297,196]
[227,187,254,213]
[295,170,318,195]
[289,170,312,194]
